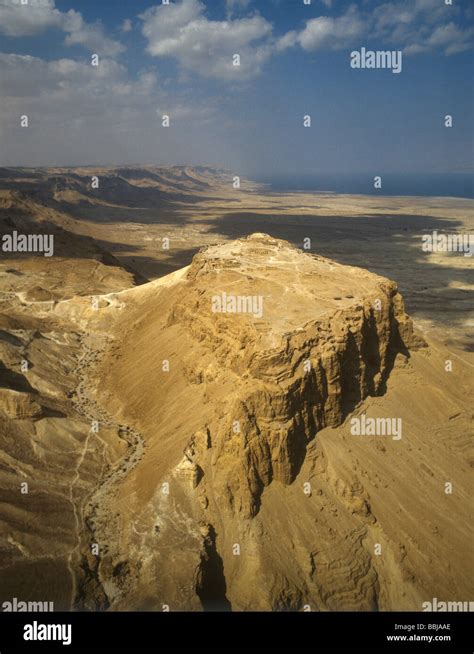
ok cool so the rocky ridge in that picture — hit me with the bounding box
[75,234,471,613]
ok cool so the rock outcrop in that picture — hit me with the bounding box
[0,389,43,419]
[163,234,422,518]
[73,233,474,615]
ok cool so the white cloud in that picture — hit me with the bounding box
[61,10,124,57]
[295,0,473,57]
[140,0,274,80]
[0,0,62,36]
[275,30,298,52]
[121,18,133,33]
[0,0,124,56]
[298,6,364,51]
[372,0,473,56]
[135,0,472,80]
[0,49,232,168]
[426,22,474,56]
[0,53,147,109]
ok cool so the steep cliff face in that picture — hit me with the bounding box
[163,234,421,519]
[79,234,471,612]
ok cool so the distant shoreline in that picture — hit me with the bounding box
[0,166,472,200]
[258,187,474,202]
[253,172,474,200]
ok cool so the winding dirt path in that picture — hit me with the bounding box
[67,333,145,608]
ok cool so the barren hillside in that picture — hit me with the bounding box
[0,168,472,613]
[46,233,471,611]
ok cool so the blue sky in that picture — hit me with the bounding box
[0,0,472,176]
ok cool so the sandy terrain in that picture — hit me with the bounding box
[0,167,472,611]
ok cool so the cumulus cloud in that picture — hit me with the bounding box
[0,53,152,120]
[298,6,364,51]
[295,0,473,57]
[137,0,471,80]
[425,22,474,56]
[140,0,274,80]
[0,48,230,168]
[61,10,124,57]
[372,0,473,56]
[0,51,219,124]
[0,0,62,36]
[0,0,123,56]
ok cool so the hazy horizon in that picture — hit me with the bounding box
[1,164,472,198]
